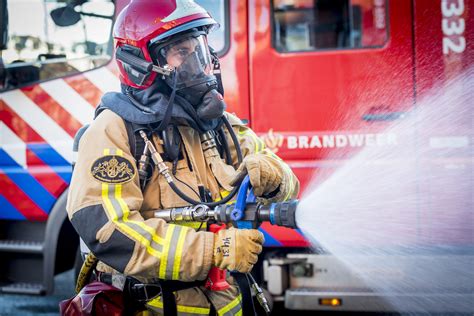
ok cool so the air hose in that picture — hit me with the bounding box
[140,116,244,207]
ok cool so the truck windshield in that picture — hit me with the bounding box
[196,0,228,56]
[0,0,114,91]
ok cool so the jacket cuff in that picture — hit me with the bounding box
[197,231,215,281]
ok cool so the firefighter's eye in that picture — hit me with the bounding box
[177,48,190,56]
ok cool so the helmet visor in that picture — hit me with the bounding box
[154,33,213,76]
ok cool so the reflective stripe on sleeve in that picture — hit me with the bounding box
[106,148,165,244]
[102,184,163,257]
[159,224,190,280]
[173,225,188,279]
[238,129,264,153]
[101,148,167,264]
[105,148,190,280]
[217,294,242,316]
[146,296,210,315]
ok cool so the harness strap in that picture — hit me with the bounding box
[98,272,206,316]
[232,273,257,316]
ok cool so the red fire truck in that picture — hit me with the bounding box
[0,0,472,312]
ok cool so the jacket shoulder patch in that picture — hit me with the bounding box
[90,155,135,184]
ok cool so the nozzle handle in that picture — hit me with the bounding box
[206,224,230,291]
[232,175,256,223]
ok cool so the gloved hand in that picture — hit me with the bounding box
[213,227,264,273]
[230,154,282,197]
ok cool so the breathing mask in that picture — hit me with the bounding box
[150,30,225,121]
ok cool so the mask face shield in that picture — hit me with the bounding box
[151,32,216,96]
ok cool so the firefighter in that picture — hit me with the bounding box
[64,1,299,315]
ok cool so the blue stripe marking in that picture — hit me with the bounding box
[0,150,56,213]
[27,143,69,166]
[259,228,283,247]
[0,194,26,220]
[0,150,22,168]
[27,144,72,183]
[296,229,307,239]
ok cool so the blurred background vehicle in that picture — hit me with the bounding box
[0,0,472,313]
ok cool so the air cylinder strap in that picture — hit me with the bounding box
[232,272,257,316]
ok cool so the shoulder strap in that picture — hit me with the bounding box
[72,124,90,170]
[124,120,140,161]
[123,119,153,162]
[123,119,155,191]
[96,103,147,162]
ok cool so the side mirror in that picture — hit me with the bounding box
[50,5,81,27]
[0,0,8,50]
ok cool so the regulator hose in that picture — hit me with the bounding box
[167,116,243,207]
[222,115,243,164]
[217,126,233,165]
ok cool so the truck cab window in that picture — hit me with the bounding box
[0,0,114,91]
[272,0,388,52]
[196,0,229,56]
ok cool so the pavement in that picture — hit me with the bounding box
[0,271,471,315]
[0,270,75,316]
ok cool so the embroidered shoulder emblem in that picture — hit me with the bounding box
[91,155,135,184]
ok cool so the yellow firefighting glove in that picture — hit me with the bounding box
[230,153,282,197]
[213,227,264,273]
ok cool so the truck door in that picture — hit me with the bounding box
[248,0,414,186]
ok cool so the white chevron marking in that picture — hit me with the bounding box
[0,122,27,168]
[83,67,121,93]
[40,80,95,125]
[162,0,207,22]
[1,90,73,163]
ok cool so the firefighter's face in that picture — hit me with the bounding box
[164,37,199,68]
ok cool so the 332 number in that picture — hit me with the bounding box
[441,0,466,55]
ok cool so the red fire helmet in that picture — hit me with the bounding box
[113,0,217,88]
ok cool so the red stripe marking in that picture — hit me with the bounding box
[1,100,44,143]
[26,149,68,198]
[0,172,48,221]
[64,75,102,108]
[261,222,310,247]
[21,86,82,137]
[2,101,67,198]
